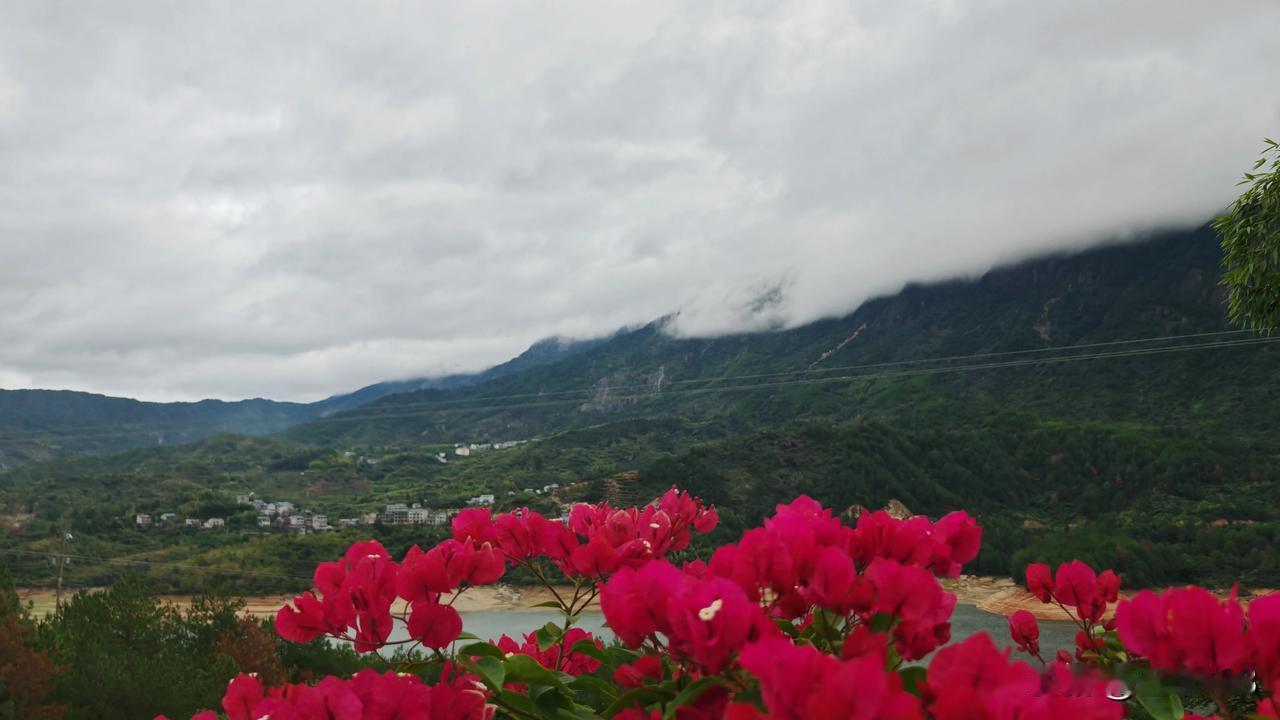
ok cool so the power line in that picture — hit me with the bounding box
[0,330,1275,445]
[5,333,1274,443]
[5,336,1278,444]
[293,335,1280,425]
[274,328,1266,414]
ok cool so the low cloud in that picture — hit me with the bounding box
[1,1,1277,401]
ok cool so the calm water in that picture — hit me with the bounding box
[363,604,1078,659]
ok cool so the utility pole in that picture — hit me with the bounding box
[54,530,71,612]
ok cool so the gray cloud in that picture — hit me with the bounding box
[1,0,1278,401]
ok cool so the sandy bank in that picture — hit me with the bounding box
[17,584,597,619]
[20,578,1273,622]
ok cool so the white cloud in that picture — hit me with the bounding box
[1,0,1277,401]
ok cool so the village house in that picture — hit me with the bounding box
[159,512,178,523]
[454,446,470,457]
[381,503,410,524]
[184,518,203,528]
[135,513,151,527]
[312,515,329,531]
[426,509,454,526]
[256,516,272,527]
[203,518,225,529]
[467,494,495,506]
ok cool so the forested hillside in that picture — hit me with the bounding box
[4,224,1280,592]
[285,225,1280,448]
[0,335,606,468]
[0,390,319,469]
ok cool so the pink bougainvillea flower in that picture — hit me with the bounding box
[221,674,265,720]
[664,576,773,674]
[1116,586,1250,677]
[925,632,1121,719]
[614,654,664,688]
[495,628,602,675]
[1026,562,1055,603]
[407,600,463,649]
[862,558,956,660]
[1249,593,1280,691]
[740,636,921,720]
[928,511,983,579]
[451,507,494,544]
[600,559,686,647]
[1008,610,1041,657]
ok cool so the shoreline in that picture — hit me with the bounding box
[19,576,1275,622]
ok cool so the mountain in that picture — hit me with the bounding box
[312,335,610,414]
[0,390,318,469]
[6,223,1280,593]
[0,336,610,469]
[285,224,1280,448]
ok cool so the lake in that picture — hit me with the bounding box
[365,604,1079,660]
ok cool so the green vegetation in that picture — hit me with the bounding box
[2,225,1279,594]
[1215,138,1280,331]
[0,569,395,720]
[631,418,1280,588]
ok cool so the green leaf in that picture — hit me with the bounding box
[569,674,620,701]
[898,666,928,696]
[529,600,566,610]
[455,631,481,642]
[663,677,724,720]
[772,617,800,637]
[498,689,537,715]
[602,686,674,717]
[473,655,506,691]
[533,686,565,720]
[569,638,612,665]
[556,706,601,720]
[505,653,569,689]
[1135,679,1184,720]
[459,641,505,659]
[536,622,565,652]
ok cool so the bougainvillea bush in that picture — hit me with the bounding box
[165,489,1280,720]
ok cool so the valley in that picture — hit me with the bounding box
[3,224,1279,597]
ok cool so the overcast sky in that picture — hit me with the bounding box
[2,1,1278,403]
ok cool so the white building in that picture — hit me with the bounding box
[184,518,203,528]
[236,494,252,505]
[426,509,453,526]
[159,512,177,523]
[288,515,306,527]
[276,502,295,515]
[135,513,151,527]
[257,516,272,527]
[407,507,429,524]
[454,446,471,457]
[381,503,410,524]
[312,515,329,530]
[466,494,495,506]
[203,518,225,529]
[337,518,359,528]
[360,512,379,525]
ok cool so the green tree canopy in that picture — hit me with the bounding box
[1215,138,1280,330]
